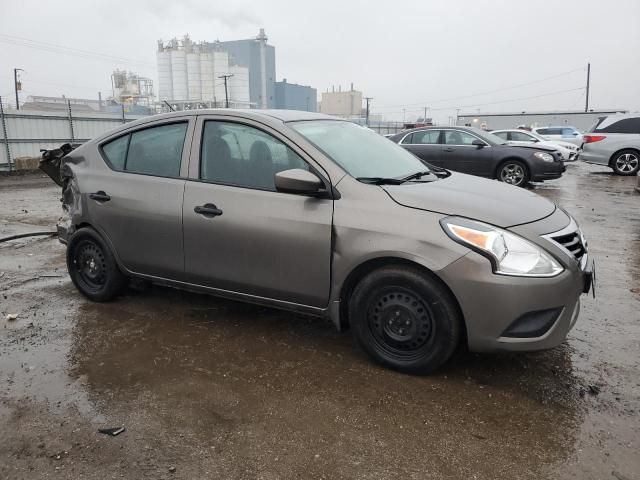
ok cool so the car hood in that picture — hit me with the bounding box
[382,172,556,228]
[544,140,577,150]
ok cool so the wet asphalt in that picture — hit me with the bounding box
[0,163,638,479]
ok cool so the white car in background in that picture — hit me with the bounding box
[491,129,580,162]
[532,126,584,147]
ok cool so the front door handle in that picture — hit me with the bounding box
[443,147,455,152]
[89,191,111,202]
[194,203,223,218]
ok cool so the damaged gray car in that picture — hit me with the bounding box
[41,109,594,373]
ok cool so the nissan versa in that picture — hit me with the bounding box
[41,110,594,374]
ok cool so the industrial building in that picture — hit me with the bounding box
[218,29,275,109]
[157,35,251,108]
[319,85,363,117]
[457,109,628,131]
[110,70,154,108]
[275,79,316,112]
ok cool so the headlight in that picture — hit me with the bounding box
[441,217,564,277]
[534,151,555,162]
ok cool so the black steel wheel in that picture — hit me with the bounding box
[67,228,125,301]
[349,266,462,374]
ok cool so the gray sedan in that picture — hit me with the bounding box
[41,109,593,373]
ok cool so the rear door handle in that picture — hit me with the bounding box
[89,191,111,202]
[194,203,223,218]
[443,147,455,152]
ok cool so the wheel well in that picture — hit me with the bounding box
[608,148,640,168]
[494,157,528,179]
[338,257,467,341]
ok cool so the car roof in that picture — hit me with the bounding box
[533,125,578,129]
[136,108,334,123]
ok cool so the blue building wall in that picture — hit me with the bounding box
[218,40,276,108]
[275,80,317,112]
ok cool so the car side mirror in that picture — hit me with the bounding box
[472,139,486,148]
[275,169,323,195]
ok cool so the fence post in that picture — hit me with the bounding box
[121,104,126,124]
[0,96,12,171]
[67,100,75,143]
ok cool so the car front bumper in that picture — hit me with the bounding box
[531,162,565,181]
[436,210,589,353]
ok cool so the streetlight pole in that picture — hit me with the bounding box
[14,68,23,110]
[364,97,373,127]
[218,74,234,108]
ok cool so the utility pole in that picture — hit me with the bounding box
[456,108,460,126]
[219,74,234,108]
[14,68,23,110]
[364,97,373,126]
[585,62,591,113]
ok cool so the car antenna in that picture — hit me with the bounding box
[163,100,175,112]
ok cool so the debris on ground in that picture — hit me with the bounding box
[588,385,601,396]
[97,426,125,436]
[169,466,177,473]
[5,314,18,321]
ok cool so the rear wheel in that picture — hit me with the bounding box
[611,149,639,176]
[349,266,461,374]
[67,228,125,301]
[498,160,530,187]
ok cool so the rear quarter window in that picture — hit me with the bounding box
[597,117,640,134]
[101,135,129,170]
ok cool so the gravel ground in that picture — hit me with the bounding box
[0,164,638,479]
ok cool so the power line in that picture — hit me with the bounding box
[374,66,587,110]
[374,87,586,116]
[0,33,155,69]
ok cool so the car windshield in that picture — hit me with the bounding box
[468,128,507,145]
[290,120,432,180]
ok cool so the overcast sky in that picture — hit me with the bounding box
[1,0,639,122]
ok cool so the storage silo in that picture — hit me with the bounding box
[157,50,173,101]
[213,51,230,104]
[186,51,201,101]
[170,49,187,101]
[200,52,215,102]
[229,65,250,106]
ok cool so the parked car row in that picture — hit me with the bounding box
[387,126,565,187]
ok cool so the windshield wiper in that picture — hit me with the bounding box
[356,177,405,185]
[399,170,433,182]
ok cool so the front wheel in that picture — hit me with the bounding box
[497,160,530,187]
[349,266,462,374]
[67,228,125,301]
[611,149,639,176]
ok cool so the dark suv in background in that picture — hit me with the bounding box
[388,126,565,187]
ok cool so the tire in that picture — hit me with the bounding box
[66,227,125,301]
[611,149,640,176]
[497,160,530,187]
[349,266,461,374]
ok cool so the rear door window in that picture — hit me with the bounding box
[126,123,188,177]
[444,130,478,145]
[510,131,536,142]
[410,130,441,145]
[492,132,509,140]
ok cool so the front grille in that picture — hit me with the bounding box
[551,230,586,261]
